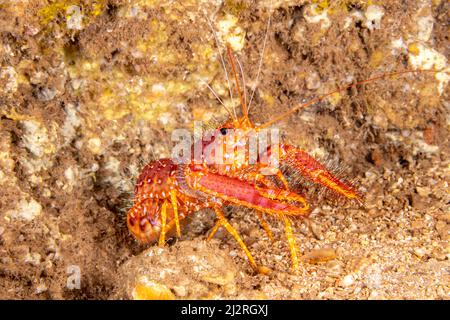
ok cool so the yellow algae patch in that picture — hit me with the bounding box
[38,0,105,26]
[315,0,330,12]
[369,50,384,68]
[186,43,217,74]
[134,19,175,64]
[260,91,276,108]
[408,43,420,56]
[95,73,193,127]
[309,0,358,14]
[68,56,186,125]
[327,92,342,106]
[63,14,223,126]
[1,108,36,122]
[224,0,249,16]
[68,49,222,128]
[61,3,233,133]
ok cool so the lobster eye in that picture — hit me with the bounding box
[220,128,228,135]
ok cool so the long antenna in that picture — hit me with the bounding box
[227,45,249,122]
[257,69,443,130]
[235,54,247,108]
[201,80,235,119]
[203,12,237,120]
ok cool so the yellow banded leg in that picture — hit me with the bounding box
[207,219,222,241]
[252,167,290,190]
[158,201,168,247]
[170,189,181,237]
[213,207,265,273]
[255,211,274,242]
[257,187,309,214]
[248,172,277,189]
[208,212,273,242]
[275,170,290,190]
[282,214,300,272]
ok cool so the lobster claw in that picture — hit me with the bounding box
[278,144,362,202]
[127,202,161,244]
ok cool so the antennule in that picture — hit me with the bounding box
[227,45,249,122]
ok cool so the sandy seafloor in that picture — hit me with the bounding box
[0,0,449,299]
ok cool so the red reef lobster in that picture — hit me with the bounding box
[126,43,438,273]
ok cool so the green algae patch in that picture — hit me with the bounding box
[37,0,106,28]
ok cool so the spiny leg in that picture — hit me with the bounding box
[246,171,277,189]
[274,169,290,190]
[246,167,289,190]
[260,167,305,270]
[170,189,181,237]
[206,219,222,241]
[256,186,310,214]
[255,211,274,242]
[158,200,168,247]
[247,167,309,214]
[212,206,269,274]
[208,209,273,250]
[281,214,300,272]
